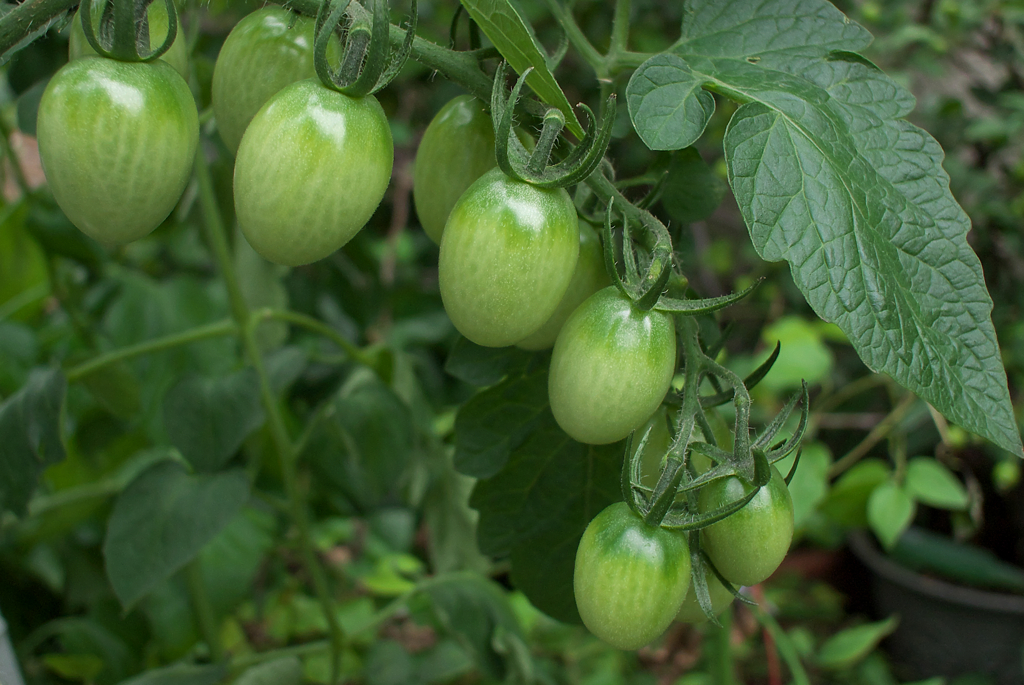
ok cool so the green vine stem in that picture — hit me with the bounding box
[749,593,812,685]
[64,318,238,382]
[255,308,376,368]
[185,557,224,662]
[0,0,72,60]
[610,0,630,56]
[193,150,347,683]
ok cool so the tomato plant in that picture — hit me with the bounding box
[3,0,1021,680]
[548,286,676,444]
[699,465,795,587]
[574,502,692,650]
[36,56,199,244]
[438,167,579,347]
[211,6,322,153]
[233,79,393,266]
[413,94,496,243]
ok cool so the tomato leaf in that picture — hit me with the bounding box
[444,336,533,387]
[421,571,527,681]
[628,0,1022,457]
[103,461,250,609]
[306,368,416,511]
[453,369,549,478]
[235,658,303,685]
[470,414,623,623]
[627,54,715,151]
[0,367,67,515]
[815,616,899,670]
[866,479,915,551]
[163,368,266,473]
[904,456,969,510]
[460,0,584,138]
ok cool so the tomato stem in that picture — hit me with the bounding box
[194,148,348,683]
[64,318,238,382]
[527,109,565,176]
[185,558,224,662]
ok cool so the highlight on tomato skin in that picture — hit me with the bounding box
[698,465,795,587]
[573,502,692,650]
[233,79,394,267]
[438,167,580,348]
[36,57,199,245]
[548,286,677,445]
[413,94,496,244]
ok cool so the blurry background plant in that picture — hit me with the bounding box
[0,0,1023,683]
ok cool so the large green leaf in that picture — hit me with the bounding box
[460,0,584,138]
[163,368,266,473]
[0,367,66,515]
[625,0,1022,456]
[470,415,622,623]
[103,461,250,609]
[453,369,549,478]
[306,368,416,511]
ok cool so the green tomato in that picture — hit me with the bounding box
[698,465,794,586]
[438,167,579,347]
[413,95,496,244]
[68,1,189,79]
[549,287,676,444]
[212,7,324,153]
[233,79,394,266]
[574,502,691,650]
[37,57,199,245]
[675,571,736,624]
[516,221,611,351]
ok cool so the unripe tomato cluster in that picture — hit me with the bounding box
[36,6,797,654]
[39,6,391,266]
[574,465,795,649]
[415,98,677,448]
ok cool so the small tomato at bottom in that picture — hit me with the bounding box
[574,502,691,650]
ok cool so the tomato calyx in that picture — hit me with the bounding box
[490,62,615,189]
[313,0,416,97]
[79,0,178,61]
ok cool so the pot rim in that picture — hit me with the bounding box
[848,529,1024,615]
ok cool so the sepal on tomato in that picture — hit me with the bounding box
[313,0,417,97]
[78,0,179,62]
[490,62,615,190]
